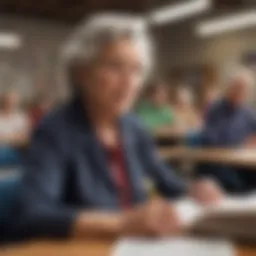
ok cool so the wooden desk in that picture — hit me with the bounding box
[0,240,255,256]
[159,147,256,168]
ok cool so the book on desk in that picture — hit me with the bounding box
[179,194,256,242]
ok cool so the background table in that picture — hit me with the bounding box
[154,128,187,140]
[0,240,256,256]
[159,147,256,168]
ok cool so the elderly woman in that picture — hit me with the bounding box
[18,14,223,239]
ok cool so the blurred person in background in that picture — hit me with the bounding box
[0,91,30,166]
[136,81,175,132]
[198,67,256,193]
[17,14,224,240]
[172,86,202,133]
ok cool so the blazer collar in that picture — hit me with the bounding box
[68,97,143,205]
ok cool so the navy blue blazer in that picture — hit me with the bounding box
[18,98,186,238]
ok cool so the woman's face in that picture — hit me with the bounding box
[80,38,145,116]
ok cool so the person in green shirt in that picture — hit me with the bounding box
[136,82,175,131]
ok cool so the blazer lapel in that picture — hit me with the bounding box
[70,98,118,198]
[120,116,147,204]
[89,131,118,195]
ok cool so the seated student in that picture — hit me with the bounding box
[0,91,30,166]
[17,14,223,239]
[172,87,202,132]
[136,81,175,132]
[199,67,256,193]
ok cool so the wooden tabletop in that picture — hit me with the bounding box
[0,240,256,256]
[159,147,256,168]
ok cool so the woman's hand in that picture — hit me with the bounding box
[190,179,225,206]
[121,198,181,237]
[73,198,181,239]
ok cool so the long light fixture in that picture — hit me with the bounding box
[149,0,211,25]
[197,11,256,37]
[0,33,22,49]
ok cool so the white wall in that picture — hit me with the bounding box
[0,16,72,99]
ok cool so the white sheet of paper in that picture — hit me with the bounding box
[174,199,203,227]
[112,238,235,256]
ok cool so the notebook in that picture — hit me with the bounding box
[175,193,256,240]
[112,238,235,256]
[175,194,256,225]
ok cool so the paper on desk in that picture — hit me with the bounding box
[112,238,235,256]
[174,199,203,227]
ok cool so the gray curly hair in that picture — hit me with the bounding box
[58,13,153,98]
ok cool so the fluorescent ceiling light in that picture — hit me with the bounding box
[149,0,211,25]
[197,11,256,37]
[0,33,22,49]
